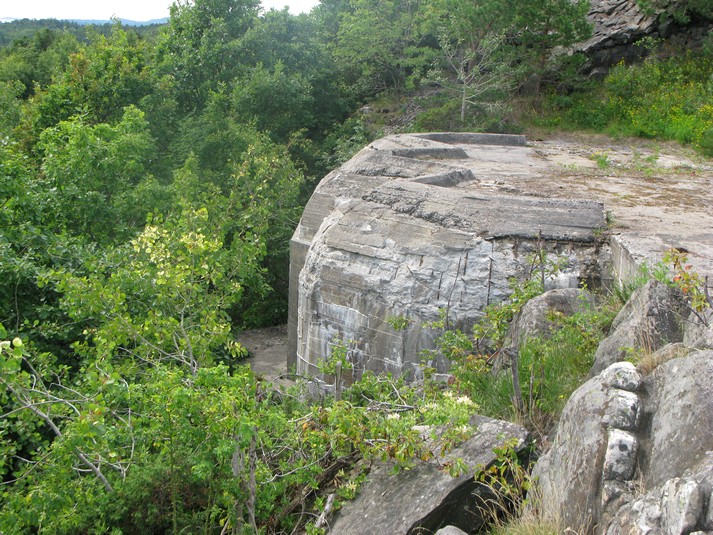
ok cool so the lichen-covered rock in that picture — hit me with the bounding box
[661,479,704,535]
[591,280,688,375]
[602,429,638,481]
[601,361,643,392]
[606,390,641,431]
[644,350,713,488]
[536,350,713,534]
[605,475,710,534]
[684,311,713,350]
[434,527,469,535]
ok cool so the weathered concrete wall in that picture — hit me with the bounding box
[288,133,607,384]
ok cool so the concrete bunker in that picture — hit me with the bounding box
[288,133,608,386]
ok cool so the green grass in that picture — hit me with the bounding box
[447,294,618,433]
[532,51,713,155]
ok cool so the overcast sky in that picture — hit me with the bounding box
[1,0,321,21]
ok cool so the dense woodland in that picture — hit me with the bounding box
[1,0,712,532]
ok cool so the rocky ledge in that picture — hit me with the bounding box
[288,132,713,386]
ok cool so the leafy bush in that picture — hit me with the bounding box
[0,325,480,533]
[413,94,522,134]
[535,51,713,154]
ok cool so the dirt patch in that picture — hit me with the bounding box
[239,324,288,381]
[531,134,713,273]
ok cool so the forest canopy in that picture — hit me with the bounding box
[1,0,711,532]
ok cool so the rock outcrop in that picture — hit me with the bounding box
[282,127,713,533]
[576,0,713,75]
[329,415,529,535]
[530,278,713,534]
[590,280,689,375]
[577,0,660,72]
[289,134,607,385]
[506,287,597,349]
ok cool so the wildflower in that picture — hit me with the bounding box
[456,396,474,406]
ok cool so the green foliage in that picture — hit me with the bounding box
[63,25,157,124]
[1,327,479,533]
[439,293,617,427]
[537,51,713,154]
[0,29,79,98]
[320,336,354,376]
[0,80,23,136]
[155,0,261,111]
[662,248,711,318]
[5,2,694,531]
[333,0,437,96]
[590,151,611,169]
[514,302,615,421]
[512,0,591,91]
[387,314,412,331]
[637,0,713,23]
[474,438,533,525]
[412,93,522,134]
[231,61,315,143]
[37,106,156,244]
[54,207,251,373]
[700,126,713,157]
[321,115,373,169]
[426,0,517,121]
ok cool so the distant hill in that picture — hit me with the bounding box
[0,17,167,47]
[69,18,169,26]
[0,17,168,26]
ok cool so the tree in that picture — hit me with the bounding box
[0,28,79,99]
[231,62,315,143]
[427,0,519,122]
[155,0,261,112]
[513,0,592,94]
[37,106,156,245]
[55,207,251,373]
[333,0,437,96]
[64,24,157,124]
[239,8,352,136]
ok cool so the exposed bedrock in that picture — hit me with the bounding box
[329,415,530,535]
[528,284,713,534]
[288,133,607,385]
[576,0,713,76]
[532,351,713,534]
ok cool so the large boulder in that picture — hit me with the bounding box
[329,416,529,535]
[591,280,688,375]
[530,362,644,532]
[288,133,606,385]
[507,288,597,349]
[532,350,713,534]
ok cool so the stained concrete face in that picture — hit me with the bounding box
[288,133,607,384]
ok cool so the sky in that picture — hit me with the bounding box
[1,0,321,22]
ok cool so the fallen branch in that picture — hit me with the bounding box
[314,493,336,529]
